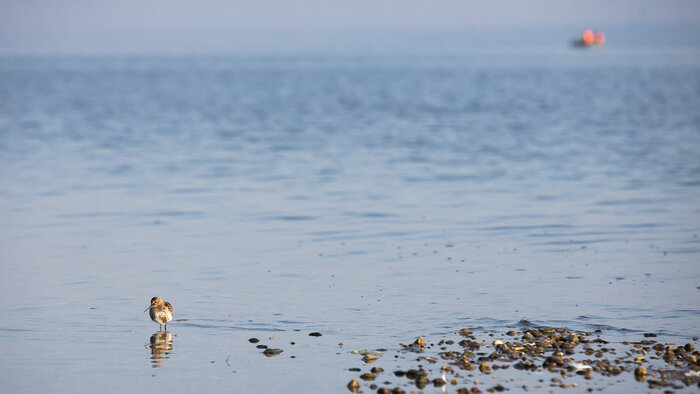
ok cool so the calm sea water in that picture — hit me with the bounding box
[1,47,699,392]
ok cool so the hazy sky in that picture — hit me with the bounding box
[1,0,699,53]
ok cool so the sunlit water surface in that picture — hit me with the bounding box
[1,47,699,392]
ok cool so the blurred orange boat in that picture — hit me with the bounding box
[572,29,605,48]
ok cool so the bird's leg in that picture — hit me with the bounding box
[159,324,162,331]
[164,323,167,331]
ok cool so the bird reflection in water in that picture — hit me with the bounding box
[148,331,173,368]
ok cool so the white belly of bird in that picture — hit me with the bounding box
[150,308,173,325]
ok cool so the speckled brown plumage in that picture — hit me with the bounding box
[145,297,173,331]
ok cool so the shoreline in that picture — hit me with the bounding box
[340,325,699,393]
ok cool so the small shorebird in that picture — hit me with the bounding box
[144,297,173,331]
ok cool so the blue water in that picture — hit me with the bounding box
[1,46,699,392]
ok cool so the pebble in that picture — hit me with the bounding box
[415,376,430,389]
[262,348,283,357]
[347,379,360,392]
[360,373,376,381]
[414,336,426,347]
[362,354,378,363]
[479,362,491,374]
[309,332,322,337]
[343,326,700,393]
[459,328,473,336]
[543,355,566,368]
[635,366,648,380]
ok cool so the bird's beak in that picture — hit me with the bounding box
[144,306,152,313]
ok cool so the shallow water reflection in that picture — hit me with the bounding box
[148,331,173,368]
